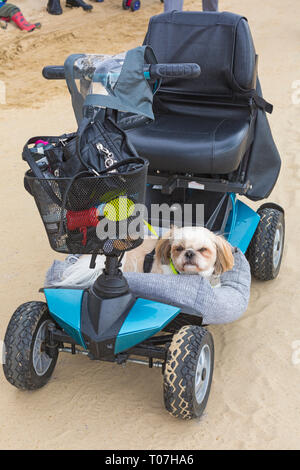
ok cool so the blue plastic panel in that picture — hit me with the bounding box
[44,288,86,348]
[115,298,180,354]
[226,199,260,253]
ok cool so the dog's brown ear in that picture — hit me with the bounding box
[155,238,171,265]
[214,235,234,275]
[155,229,174,265]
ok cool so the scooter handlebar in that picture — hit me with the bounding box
[42,63,201,81]
[42,66,66,80]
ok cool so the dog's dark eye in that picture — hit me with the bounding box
[176,246,184,252]
[198,247,208,253]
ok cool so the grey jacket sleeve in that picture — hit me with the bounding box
[124,249,251,325]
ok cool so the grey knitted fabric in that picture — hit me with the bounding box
[124,249,250,324]
[45,249,250,325]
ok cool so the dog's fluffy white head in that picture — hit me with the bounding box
[155,226,234,277]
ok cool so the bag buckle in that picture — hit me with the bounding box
[104,156,116,168]
[96,143,117,171]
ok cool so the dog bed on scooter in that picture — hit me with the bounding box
[45,247,251,325]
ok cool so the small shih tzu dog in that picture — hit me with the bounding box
[152,226,234,278]
[53,226,234,288]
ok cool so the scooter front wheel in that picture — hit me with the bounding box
[3,301,59,390]
[163,325,214,419]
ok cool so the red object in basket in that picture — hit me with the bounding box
[66,207,100,246]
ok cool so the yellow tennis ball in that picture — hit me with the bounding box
[103,197,135,221]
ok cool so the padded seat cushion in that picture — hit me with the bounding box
[126,112,250,174]
[143,11,256,98]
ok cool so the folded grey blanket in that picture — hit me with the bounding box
[45,249,251,325]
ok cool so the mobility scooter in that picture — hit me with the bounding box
[3,11,284,420]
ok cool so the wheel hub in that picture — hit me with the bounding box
[273,222,283,269]
[32,320,53,376]
[195,344,211,404]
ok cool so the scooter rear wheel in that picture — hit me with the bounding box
[3,301,58,390]
[247,206,285,281]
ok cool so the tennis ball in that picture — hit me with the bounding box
[101,196,135,221]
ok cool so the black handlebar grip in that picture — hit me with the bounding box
[149,63,201,80]
[42,62,201,81]
[42,66,65,80]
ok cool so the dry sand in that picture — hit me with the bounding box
[0,0,300,450]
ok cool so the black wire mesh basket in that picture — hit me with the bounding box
[25,158,148,256]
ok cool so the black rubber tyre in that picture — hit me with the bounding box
[122,0,129,9]
[247,207,285,281]
[163,325,214,420]
[130,0,140,10]
[3,301,58,390]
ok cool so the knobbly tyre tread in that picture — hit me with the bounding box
[247,207,284,281]
[163,325,214,420]
[163,313,203,333]
[3,301,58,390]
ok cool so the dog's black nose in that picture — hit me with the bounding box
[185,250,194,260]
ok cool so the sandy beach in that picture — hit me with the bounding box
[0,0,300,450]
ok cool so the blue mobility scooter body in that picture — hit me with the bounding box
[3,12,284,420]
[43,194,259,355]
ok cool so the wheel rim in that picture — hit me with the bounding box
[273,222,283,269]
[32,320,53,376]
[195,344,211,404]
[131,0,140,10]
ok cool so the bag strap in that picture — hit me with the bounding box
[95,156,145,173]
[58,169,94,238]
[22,140,64,207]
[231,74,273,113]
[22,135,65,159]
[22,133,76,163]
[75,113,142,175]
[143,248,156,273]
[64,53,86,125]
[226,66,273,114]
[75,116,97,174]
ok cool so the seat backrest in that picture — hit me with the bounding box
[143,11,257,99]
